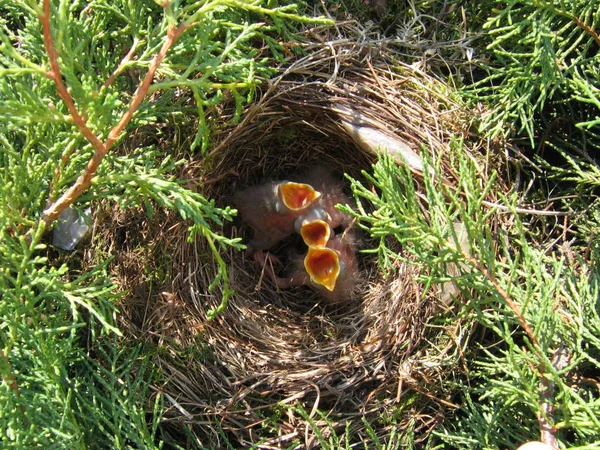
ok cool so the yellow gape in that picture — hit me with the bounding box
[278,182,321,211]
[304,246,340,292]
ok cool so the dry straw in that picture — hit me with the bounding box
[118,22,500,448]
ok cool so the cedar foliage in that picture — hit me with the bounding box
[464,0,600,145]
[0,0,324,447]
[346,150,600,449]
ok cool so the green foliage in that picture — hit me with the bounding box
[0,0,326,447]
[72,342,165,449]
[464,0,600,144]
[3,0,598,447]
[514,123,600,252]
[291,404,354,450]
[0,250,129,448]
[344,147,600,448]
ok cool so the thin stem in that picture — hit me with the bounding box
[204,230,233,321]
[103,38,140,89]
[572,16,600,47]
[40,0,106,153]
[105,23,189,150]
[464,253,541,349]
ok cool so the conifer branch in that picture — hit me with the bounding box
[40,0,106,153]
[466,254,540,348]
[102,38,140,89]
[462,241,565,445]
[50,141,77,202]
[104,22,189,150]
[39,0,189,227]
[572,16,600,47]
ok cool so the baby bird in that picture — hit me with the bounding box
[315,231,360,302]
[294,207,331,247]
[233,181,321,250]
[304,246,341,292]
[290,167,353,230]
[299,220,330,247]
[256,229,360,302]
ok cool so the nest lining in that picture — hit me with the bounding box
[113,24,502,448]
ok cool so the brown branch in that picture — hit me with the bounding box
[464,253,541,348]
[573,16,600,47]
[49,142,77,202]
[464,251,567,449]
[39,0,189,227]
[105,23,189,150]
[40,0,106,154]
[103,38,140,89]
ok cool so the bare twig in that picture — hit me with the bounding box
[105,23,189,150]
[49,140,77,202]
[40,0,106,153]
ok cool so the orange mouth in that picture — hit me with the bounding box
[279,182,321,211]
[304,247,340,291]
[300,220,330,247]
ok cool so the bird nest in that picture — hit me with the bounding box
[116,25,503,448]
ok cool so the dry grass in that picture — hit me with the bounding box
[98,22,505,448]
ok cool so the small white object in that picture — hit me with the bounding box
[52,206,92,250]
[341,121,424,172]
[335,105,424,173]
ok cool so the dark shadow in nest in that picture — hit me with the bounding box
[213,118,377,316]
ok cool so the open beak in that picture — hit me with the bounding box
[304,247,340,291]
[300,220,330,247]
[279,182,321,211]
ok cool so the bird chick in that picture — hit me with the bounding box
[294,207,331,247]
[290,167,353,230]
[314,231,360,302]
[304,246,341,292]
[299,220,330,247]
[233,181,321,250]
[256,230,360,302]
